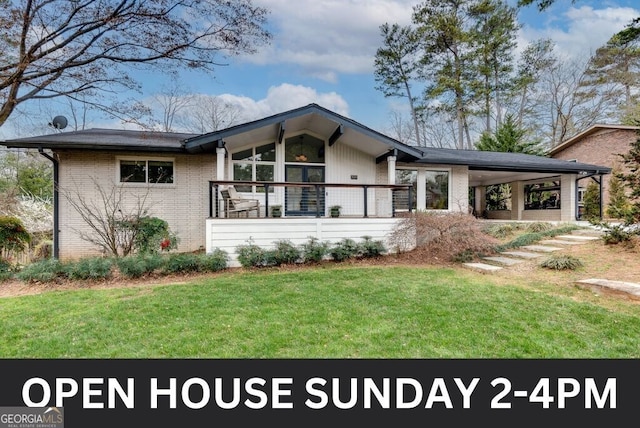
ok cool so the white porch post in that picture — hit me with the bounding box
[216,146,226,180]
[387,155,397,184]
[511,181,524,221]
[560,174,577,222]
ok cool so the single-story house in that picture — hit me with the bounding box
[2,104,611,264]
[549,124,639,218]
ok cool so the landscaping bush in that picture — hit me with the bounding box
[0,216,31,261]
[196,250,228,272]
[15,258,66,283]
[236,240,268,268]
[162,253,201,274]
[329,238,362,262]
[32,240,53,262]
[360,236,386,258]
[526,222,552,233]
[390,212,498,262]
[301,237,330,263]
[133,216,178,254]
[117,254,165,278]
[540,255,584,271]
[271,240,302,265]
[0,259,13,282]
[482,223,520,239]
[593,222,637,245]
[66,257,114,280]
[496,224,580,251]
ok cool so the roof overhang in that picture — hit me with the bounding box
[2,129,196,153]
[184,103,424,162]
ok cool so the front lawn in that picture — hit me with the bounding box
[1,265,640,358]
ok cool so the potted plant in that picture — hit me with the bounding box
[329,205,341,218]
[270,205,282,218]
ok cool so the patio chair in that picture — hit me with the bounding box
[220,186,260,217]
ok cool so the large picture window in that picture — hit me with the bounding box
[231,143,275,192]
[119,159,174,184]
[396,169,450,210]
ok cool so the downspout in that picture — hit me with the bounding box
[38,148,59,259]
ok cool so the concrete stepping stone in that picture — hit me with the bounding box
[539,239,584,245]
[482,256,523,266]
[576,279,640,299]
[463,263,503,272]
[501,251,544,259]
[557,235,600,241]
[521,245,563,252]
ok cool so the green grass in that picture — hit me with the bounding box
[1,266,640,358]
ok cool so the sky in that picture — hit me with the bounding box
[3,0,640,139]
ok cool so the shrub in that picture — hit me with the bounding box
[133,216,178,254]
[66,257,114,280]
[15,258,66,283]
[390,212,498,262]
[482,223,518,239]
[236,240,267,268]
[0,216,31,260]
[117,254,165,278]
[196,249,228,272]
[526,222,552,233]
[0,259,13,282]
[594,222,637,245]
[271,240,301,265]
[32,240,53,261]
[162,253,201,274]
[360,236,386,258]
[496,225,581,251]
[330,238,362,262]
[540,255,583,271]
[301,237,330,263]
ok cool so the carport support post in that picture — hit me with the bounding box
[216,145,226,217]
[560,174,577,222]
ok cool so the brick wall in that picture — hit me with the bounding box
[551,128,635,211]
[56,150,216,260]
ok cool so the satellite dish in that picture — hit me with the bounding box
[51,115,68,130]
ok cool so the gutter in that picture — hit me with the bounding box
[38,148,59,259]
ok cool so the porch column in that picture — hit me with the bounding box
[387,155,397,184]
[216,147,226,180]
[511,181,524,220]
[560,174,577,222]
[476,186,486,217]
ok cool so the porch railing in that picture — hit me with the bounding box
[208,180,413,219]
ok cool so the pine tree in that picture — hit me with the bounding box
[582,181,601,221]
[606,167,631,219]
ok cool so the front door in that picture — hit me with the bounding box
[285,165,325,216]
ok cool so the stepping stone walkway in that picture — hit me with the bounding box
[576,279,640,299]
[463,227,600,272]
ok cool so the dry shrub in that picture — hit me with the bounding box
[389,212,498,262]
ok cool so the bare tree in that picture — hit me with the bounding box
[0,0,271,128]
[61,177,154,257]
[179,95,243,133]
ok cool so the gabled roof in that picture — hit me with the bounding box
[183,103,425,162]
[3,128,196,152]
[548,124,640,156]
[418,147,610,174]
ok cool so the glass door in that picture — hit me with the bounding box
[285,165,325,216]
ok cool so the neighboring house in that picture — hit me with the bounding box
[2,104,610,264]
[549,124,639,218]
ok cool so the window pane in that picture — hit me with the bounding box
[120,160,146,183]
[232,148,253,161]
[425,171,449,210]
[256,164,274,193]
[284,134,325,163]
[395,170,417,210]
[233,163,252,192]
[148,161,174,184]
[255,143,276,162]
